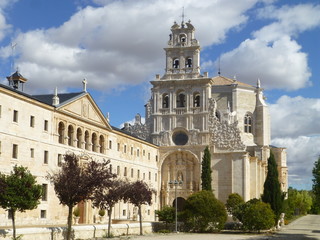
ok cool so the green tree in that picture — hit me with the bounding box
[262,151,283,222]
[283,187,313,218]
[312,156,320,214]
[155,205,175,227]
[201,146,212,191]
[0,165,42,240]
[241,200,275,232]
[225,193,244,216]
[123,180,154,235]
[48,153,115,240]
[181,190,227,232]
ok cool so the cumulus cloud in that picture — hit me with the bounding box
[269,95,320,138]
[0,0,261,93]
[272,136,320,190]
[212,3,320,91]
[270,95,320,189]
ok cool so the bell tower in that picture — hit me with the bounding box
[163,20,201,80]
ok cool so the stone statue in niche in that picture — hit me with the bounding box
[189,129,200,145]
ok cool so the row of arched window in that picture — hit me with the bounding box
[173,57,193,69]
[58,122,105,154]
[162,91,200,109]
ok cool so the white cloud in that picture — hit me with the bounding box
[272,136,320,190]
[270,95,320,189]
[217,36,311,90]
[269,95,320,138]
[0,0,261,93]
[213,3,320,91]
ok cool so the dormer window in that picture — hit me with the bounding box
[173,59,179,69]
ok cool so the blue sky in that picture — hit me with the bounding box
[0,0,319,190]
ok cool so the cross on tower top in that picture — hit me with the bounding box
[180,7,186,25]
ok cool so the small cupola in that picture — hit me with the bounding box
[7,70,27,91]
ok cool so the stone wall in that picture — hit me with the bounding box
[0,223,153,240]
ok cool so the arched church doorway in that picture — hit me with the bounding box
[160,151,200,207]
[172,197,186,212]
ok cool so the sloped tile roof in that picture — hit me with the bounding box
[212,75,253,87]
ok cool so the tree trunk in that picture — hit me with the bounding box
[67,205,73,240]
[108,208,112,238]
[138,205,142,235]
[11,209,16,240]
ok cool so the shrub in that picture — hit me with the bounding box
[181,191,227,232]
[225,193,244,216]
[241,201,275,232]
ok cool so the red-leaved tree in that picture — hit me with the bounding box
[123,180,155,235]
[48,153,115,240]
[92,179,129,238]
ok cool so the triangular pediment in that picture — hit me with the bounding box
[57,93,112,130]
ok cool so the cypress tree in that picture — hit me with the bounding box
[312,156,320,213]
[201,146,212,191]
[262,151,283,222]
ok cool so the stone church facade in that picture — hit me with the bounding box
[0,20,287,227]
[123,20,288,205]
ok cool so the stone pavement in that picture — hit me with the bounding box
[128,215,320,240]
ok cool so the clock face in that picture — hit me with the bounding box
[172,131,188,145]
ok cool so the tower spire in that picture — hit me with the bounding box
[181,7,185,27]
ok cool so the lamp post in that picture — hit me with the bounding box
[169,179,183,232]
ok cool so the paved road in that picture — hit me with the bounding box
[130,215,320,240]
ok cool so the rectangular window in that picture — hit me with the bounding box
[124,167,127,177]
[143,150,145,156]
[12,144,18,159]
[137,149,140,157]
[110,164,112,173]
[123,209,126,216]
[156,155,158,162]
[124,145,127,153]
[30,148,34,158]
[109,140,112,149]
[30,116,35,127]
[148,209,150,215]
[117,143,120,151]
[149,172,151,180]
[40,210,46,219]
[8,210,13,219]
[155,173,157,182]
[148,153,150,160]
[58,154,62,167]
[131,147,133,155]
[44,120,48,131]
[42,184,48,201]
[143,173,145,180]
[117,166,120,175]
[13,110,18,123]
[131,168,134,178]
[44,151,48,164]
[137,170,140,179]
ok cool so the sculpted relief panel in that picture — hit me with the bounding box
[208,98,245,151]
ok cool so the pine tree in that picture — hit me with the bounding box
[262,151,283,222]
[312,156,320,213]
[201,146,212,191]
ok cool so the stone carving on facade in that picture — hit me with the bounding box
[189,129,200,145]
[159,131,171,146]
[208,98,245,151]
[122,113,150,141]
